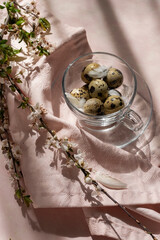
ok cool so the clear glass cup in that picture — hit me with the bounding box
[62,52,153,148]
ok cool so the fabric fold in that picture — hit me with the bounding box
[82,206,160,240]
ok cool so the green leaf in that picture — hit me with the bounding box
[7,24,14,30]
[37,46,50,56]
[16,17,25,26]
[15,189,22,199]
[18,29,30,43]
[39,18,50,31]
[17,98,29,109]
[0,69,7,78]
[15,77,22,83]
[0,109,4,119]
[18,102,26,109]
[9,85,16,92]
[0,5,5,9]
[29,31,35,38]
[5,1,20,13]
[0,39,7,44]
[0,43,9,49]
[6,66,12,74]
[0,89,3,98]
[23,195,33,207]
[13,48,21,54]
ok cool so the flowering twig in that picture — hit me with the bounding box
[13,1,39,19]
[0,0,53,56]
[0,83,32,206]
[0,0,52,206]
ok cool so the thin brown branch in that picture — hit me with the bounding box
[0,16,9,40]
[0,84,23,201]
[92,180,158,240]
[13,1,39,19]
[7,75,35,112]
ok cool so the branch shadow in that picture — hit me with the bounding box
[96,0,143,75]
[57,149,104,206]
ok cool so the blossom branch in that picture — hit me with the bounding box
[0,0,53,56]
[0,83,32,206]
[13,1,39,19]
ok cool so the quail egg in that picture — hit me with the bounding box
[70,86,90,100]
[84,98,104,115]
[89,79,108,101]
[106,68,123,88]
[104,95,124,114]
[81,62,100,83]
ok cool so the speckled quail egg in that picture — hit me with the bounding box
[89,79,108,101]
[106,68,123,89]
[104,95,124,114]
[81,62,100,83]
[70,86,90,100]
[84,98,104,115]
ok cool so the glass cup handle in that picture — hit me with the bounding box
[122,109,143,131]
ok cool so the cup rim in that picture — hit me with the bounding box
[62,51,137,119]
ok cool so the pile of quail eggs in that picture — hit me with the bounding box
[66,62,125,115]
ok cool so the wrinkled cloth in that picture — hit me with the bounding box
[0,0,160,240]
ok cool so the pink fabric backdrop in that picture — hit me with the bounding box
[0,0,160,240]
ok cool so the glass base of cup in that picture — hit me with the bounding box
[78,119,121,132]
[77,90,152,148]
[78,120,138,148]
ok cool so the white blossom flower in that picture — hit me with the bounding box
[70,141,78,148]
[49,45,55,53]
[91,185,103,201]
[74,149,85,161]
[5,160,14,171]
[0,126,4,133]
[54,140,61,149]
[78,159,84,166]
[60,137,70,151]
[60,141,69,152]
[0,78,5,84]
[85,176,92,184]
[2,139,8,147]
[3,152,9,159]
[44,135,60,149]
[60,137,78,152]
[74,149,89,169]
[3,123,9,129]
[28,103,42,121]
[12,145,22,158]
[66,159,75,168]
[27,111,40,121]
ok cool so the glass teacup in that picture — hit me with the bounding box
[62,52,152,148]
